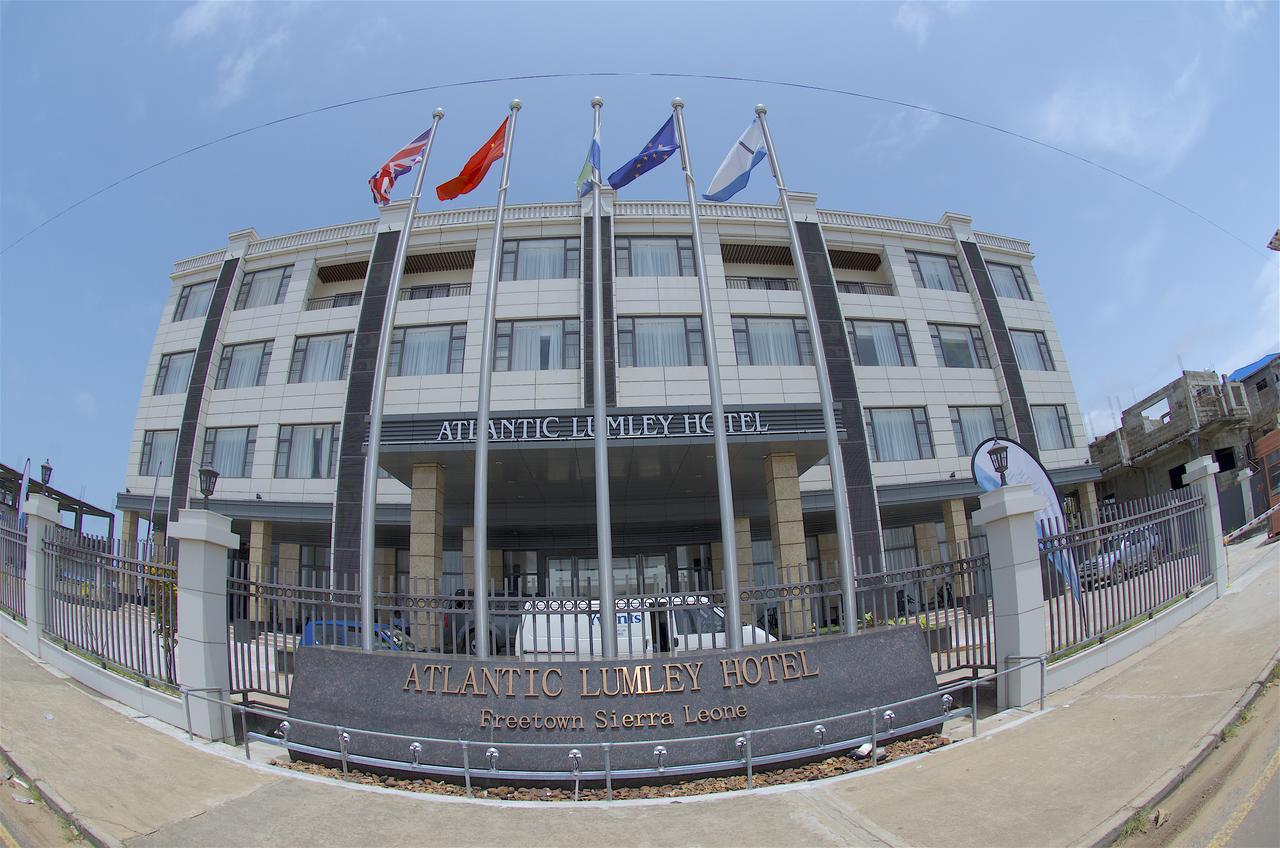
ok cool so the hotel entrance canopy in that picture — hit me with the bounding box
[376,404,839,528]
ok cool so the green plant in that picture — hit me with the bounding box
[1117,807,1151,842]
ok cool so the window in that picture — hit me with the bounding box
[1256,378,1269,393]
[288,333,352,383]
[907,251,966,292]
[234,265,292,310]
[732,317,814,366]
[848,320,914,367]
[499,238,579,281]
[988,262,1032,300]
[865,408,934,461]
[618,317,705,367]
[929,323,991,369]
[882,526,918,571]
[1032,405,1075,451]
[389,325,465,376]
[949,406,1008,455]
[215,341,273,389]
[138,430,177,476]
[494,319,579,371]
[615,236,695,277]
[1010,330,1055,371]
[201,426,256,477]
[275,424,340,479]
[300,545,330,588]
[1266,450,1280,497]
[153,351,195,395]
[173,281,214,322]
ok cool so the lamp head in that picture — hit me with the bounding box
[197,465,219,507]
[40,458,52,486]
[987,442,1010,486]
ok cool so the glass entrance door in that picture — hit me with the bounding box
[537,551,670,597]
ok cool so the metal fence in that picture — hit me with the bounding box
[850,542,996,677]
[0,516,26,621]
[42,528,179,687]
[226,548,994,701]
[1038,489,1212,659]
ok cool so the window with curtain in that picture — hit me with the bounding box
[499,238,579,281]
[1010,330,1055,371]
[864,408,934,461]
[907,251,966,292]
[390,324,465,376]
[949,406,1008,455]
[494,319,580,371]
[615,236,695,277]
[201,426,256,477]
[1032,405,1074,450]
[234,265,292,310]
[988,262,1032,300]
[882,526,918,572]
[153,350,195,395]
[618,316,704,367]
[173,281,214,322]
[215,341,272,389]
[288,333,352,383]
[929,323,991,369]
[274,424,339,478]
[139,430,177,476]
[731,317,814,366]
[847,320,914,366]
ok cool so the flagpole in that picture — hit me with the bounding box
[471,99,521,659]
[671,98,744,649]
[354,107,445,651]
[588,96,618,659]
[754,104,857,635]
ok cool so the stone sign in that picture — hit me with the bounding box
[287,627,941,779]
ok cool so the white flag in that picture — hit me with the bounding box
[703,119,767,202]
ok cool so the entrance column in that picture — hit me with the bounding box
[1076,481,1100,524]
[765,452,811,637]
[943,498,972,597]
[714,518,755,630]
[409,463,445,591]
[914,522,941,565]
[248,520,272,626]
[121,510,140,555]
[461,526,502,591]
[278,543,301,632]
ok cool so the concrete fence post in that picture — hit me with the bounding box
[21,493,61,656]
[1183,456,1226,597]
[972,484,1046,710]
[170,509,239,741]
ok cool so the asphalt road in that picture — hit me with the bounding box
[0,760,84,847]
[1122,665,1280,848]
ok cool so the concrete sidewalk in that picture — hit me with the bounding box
[2,535,1276,848]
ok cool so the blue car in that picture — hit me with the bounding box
[300,620,418,651]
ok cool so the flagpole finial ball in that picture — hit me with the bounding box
[591,96,604,107]
[510,99,522,111]
[755,104,768,115]
[433,108,445,119]
[671,97,684,109]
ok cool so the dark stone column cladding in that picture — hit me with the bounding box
[331,229,401,577]
[959,241,1038,457]
[582,215,616,406]
[168,256,240,523]
[796,222,883,572]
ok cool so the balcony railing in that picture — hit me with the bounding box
[306,293,362,311]
[726,276,799,291]
[837,281,895,296]
[399,283,471,301]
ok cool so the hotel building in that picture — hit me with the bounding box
[116,191,1099,597]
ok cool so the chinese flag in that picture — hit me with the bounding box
[436,118,508,201]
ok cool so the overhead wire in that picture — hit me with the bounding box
[0,71,1265,256]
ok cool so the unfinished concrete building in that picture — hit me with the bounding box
[1089,370,1253,530]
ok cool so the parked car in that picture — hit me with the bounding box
[1078,528,1163,588]
[441,590,538,656]
[516,596,775,659]
[300,620,418,651]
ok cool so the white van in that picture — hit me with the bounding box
[515,596,775,659]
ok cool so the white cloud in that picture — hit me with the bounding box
[1223,0,1264,30]
[168,2,295,108]
[893,1,969,49]
[857,107,942,160]
[1036,55,1212,175]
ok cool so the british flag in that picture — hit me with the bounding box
[368,127,433,205]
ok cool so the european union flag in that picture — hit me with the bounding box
[607,116,679,190]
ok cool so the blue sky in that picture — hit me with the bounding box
[2,1,1277,526]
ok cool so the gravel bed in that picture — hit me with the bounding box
[275,735,950,801]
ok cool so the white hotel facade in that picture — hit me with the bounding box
[117,191,1099,597]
